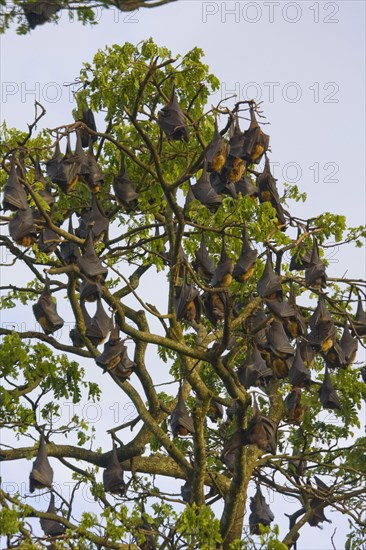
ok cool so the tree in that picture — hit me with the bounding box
[0,39,365,550]
[0,0,176,34]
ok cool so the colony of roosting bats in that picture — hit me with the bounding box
[3,89,366,538]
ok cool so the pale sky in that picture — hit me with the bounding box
[1,1,365,548]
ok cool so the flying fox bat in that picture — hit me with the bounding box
[222,155,246,184]
[79,278,103,302]
[242,107,270,164]
[113,155,139,211]
[40,493,66,537]
[288,347,311,388]
[323,340,346,369]
[80,108,98,148]
[249,486,274,535]
[33,278,64,335]
[289,242,312,271]
[96,328,126,370]
[83,299,113,346]
[237,347,272,389]
[79,138,104,192]
[235,174,259,198]
[23,0,60,29]
[309,297,337,352]
[340,325,358,365]
[69,326,85,348]
[174,280,201,323]
[244,307,269,350]
[266,320,295,358]
[211,239,233,287]
[208,399,224,422]
[46,137,80,194]
[157,86,190,142]
[353,297,366,337]
[299,339,315,367]
[37,227,60,254]
[210,171,237,198]
[60,217,81,264]
[96,328,135,379]
[8,206,38,246]
[192,233,216,281]
[232,230,257,283]
[266,297,305,341]
[257,254,283,300]
[103,444,125,496]
[285,388,305,424]
[266,319,295,355]
[77,228,108,279]
[308,477,332,527]
[170,387,195,436]
[75,195,109,241]
[305,238,327,289]
[3,161,28,211]
[206,118,229,172]
[319,366,341,410]
[191,167,223,212]
[29,433,53,492]
[256,157,286,226]
[202,290,227,326]
[227,114,245,157]
[181,480,194,504]
[360,367,366,383]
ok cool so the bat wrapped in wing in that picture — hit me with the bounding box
[40,493,66,537]
[257,254,283,300]
[75,195,109,241]
[83,299,113,346]
[242,106,270,164]
[192,233,216,282]
[288,346,311,388]
[308,296,337,352]
[79,138,104,192]
[103,444,125,496]
[23,0,60,29]
[79,277,103,302]
[37,226,60,254]
[319,366,341,410]
[113,155,139,211]
[256,156,286,226]
[79,107,98,148]
[305,238,327,289]
[208,399,224,422]
[237,346,272,389]
[340,325,358,365]
[29,433,53,492]
[9,206,38,246]
[211,239,233,287]
[206,118,229,172]
[3,160,28,211]
[157,86,189,142]
[32,278,64,335]
[232,229,257,283]
[249,486,274,535]
[77,228,108,279]
[202,289,228,326]
[191,167,222,212]
[284,388,305,424]
[353,297,366,337]
[235,174,259,197]
[170,387,195,436]
[174,279,202,323]
[59,217,81,264]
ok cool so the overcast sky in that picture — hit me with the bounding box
[1,1,365,548]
